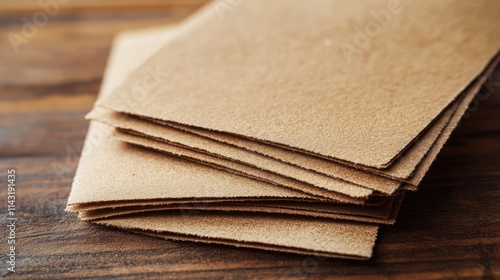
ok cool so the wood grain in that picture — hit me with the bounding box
[1,1,500,279]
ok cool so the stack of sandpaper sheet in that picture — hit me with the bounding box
[66,0,500,259]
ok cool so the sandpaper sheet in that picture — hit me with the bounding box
[115,128,372,199]
[67,25,382,259]
[90,108,380,196]
[144,103,458,182]
[98,0,500,168]
[90,55,498,196]
[68,126,339,206]
[132,113,440,184]
[79,193,404,225]
[69,192,389,213]
[96,211,379,259]
[401,56,500,188]
[77,190,398,221]
[87,90,460,196]
[87,104,440,194]
[68,197,330,212]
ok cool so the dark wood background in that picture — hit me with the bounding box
[1,1,499,279]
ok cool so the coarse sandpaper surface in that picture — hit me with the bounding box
[160,54,498,186]
[99,0,500,168]
[145,103,457,182]
[95,55,499,196]
[96,211,379,259]
[401,55,500,188]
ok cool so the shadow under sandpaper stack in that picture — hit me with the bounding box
[66,0,500,259]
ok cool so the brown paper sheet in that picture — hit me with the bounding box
[117,128,372,200]
[89,108,379,196]
[93,55,498,197]
[68,197,327,212]
[102,120,373,199]
[96,211,379,259]
[98,0,500,168]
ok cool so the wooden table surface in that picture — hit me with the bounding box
[1,1,500,279]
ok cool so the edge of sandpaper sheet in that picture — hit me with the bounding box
[67,197,330,212]
[90,108,393,195]
[92,95,454,196]
[161,100,458,182]
[77,192,403,224]
[132,230,369,260]
[120,99,458,182]
[113,127,374,201]
[400,53,500,191]
[94,210,379,259]
[144,231,368,259]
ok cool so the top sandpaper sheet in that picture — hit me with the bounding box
[99,0,500,168]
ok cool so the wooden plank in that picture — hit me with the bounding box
[0,0,207,14]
